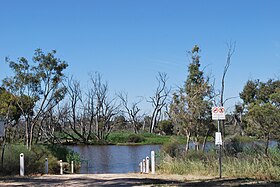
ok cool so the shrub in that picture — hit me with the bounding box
[0,144,80,176]
[161,138,180,157]
[224,137,243,156]
[0,144,59,175]
[127,134,145,143]
[159,120,174,135]
[107,132,130,143]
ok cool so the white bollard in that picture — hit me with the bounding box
[45,158,48,174]
[145,156,150,173]
[142,159,146,173]
[60,160,63,175]
[151,151,155,174]
[139,162,143,173]
[20,153,24,176]
[71,161,74,174]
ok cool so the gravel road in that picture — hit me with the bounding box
[0,173,278,186]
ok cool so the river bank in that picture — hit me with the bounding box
[0,173,279,187]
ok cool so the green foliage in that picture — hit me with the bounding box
[0,144,81,176]
[224,137,243,156]
[240,79,280,155]
[2,49,68,148]
[127,134,145,143]
[0,144,59,175]
[45,144,70,160]
[107,132,132,144]
[159,120,174,135]
[161,137,180,157]
[0,87,21,121]
[169,45,214,151]
[107,132,185,145]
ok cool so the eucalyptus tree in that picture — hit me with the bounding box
[170,45,214,152]
[2,49,68,149]
[0,87,21,123]
[240,79,280,155]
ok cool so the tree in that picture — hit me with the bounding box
[240,79,280,155]
[232,103,245,136]
[2,49,68,149]
[149,72,170,133]
[61,76,89,143]
[247,103,280,155]
[118,92,143,134]
[220,42,236,138]
[158,119,174,135]
[62,73,120,143]
[89,72,120,140]
[0,87,21,123]
[170,45,214,152]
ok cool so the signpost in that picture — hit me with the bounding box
[212,107,225,179]
[212,107,225,120]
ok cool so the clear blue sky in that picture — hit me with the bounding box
[1,0,280,114]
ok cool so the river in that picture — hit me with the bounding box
[68,140,278,174]
[68,145,161,174]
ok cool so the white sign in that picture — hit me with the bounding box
[212,107,225,120]
[215,132,222,145]
[0,120,4,137]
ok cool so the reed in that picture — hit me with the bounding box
[158,148,280,180]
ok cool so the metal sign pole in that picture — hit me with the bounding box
[212,107,224,179]
[218,120,222,179]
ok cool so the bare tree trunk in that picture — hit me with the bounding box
[1,126,7,170]
[25,119,29,149]
[220,42,236,139]
[265,133,270,156]
[202,129,210,152]
[185,130,191,152]
[149,73,170,133]
[28,123,36,150]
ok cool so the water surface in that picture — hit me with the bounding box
[68,145,161,174]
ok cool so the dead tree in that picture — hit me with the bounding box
[118,92,143,134]
[89,72,119,140]
[148,72,170,133]
[220,42,236,138]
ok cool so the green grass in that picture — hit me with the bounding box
[158,147,280,180]
[107,132,185,145]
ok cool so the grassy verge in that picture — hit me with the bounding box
[158,147,280,180]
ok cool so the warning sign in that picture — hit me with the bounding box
[215,132,223,145]
[212,107,225,120]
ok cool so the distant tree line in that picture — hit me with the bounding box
[0,47,279,155]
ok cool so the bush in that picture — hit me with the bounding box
[0,144,59,175]
[127,134,145,143]
[0,144,80,176]
[159,120,174,135]
[161,138,180,157]
[224,137,243,156]
[107,132,130,143]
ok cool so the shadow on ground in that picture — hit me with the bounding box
[1,176,280,186]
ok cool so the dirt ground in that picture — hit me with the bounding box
[0,173,279,187]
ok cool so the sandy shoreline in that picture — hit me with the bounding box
[0,173,278,186]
